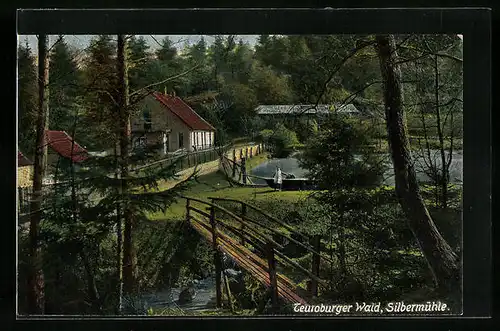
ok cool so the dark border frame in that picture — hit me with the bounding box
[11,7,491,330]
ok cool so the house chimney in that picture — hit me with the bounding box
[164,86,167,95]
[173,90,176,97]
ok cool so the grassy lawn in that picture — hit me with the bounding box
[147,171,310,221]
[244,152,270,171]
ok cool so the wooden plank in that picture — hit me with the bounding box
[189,219,306,304]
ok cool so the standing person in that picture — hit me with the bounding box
[273,166,283,191]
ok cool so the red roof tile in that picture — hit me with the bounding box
[18,152,32,167]
[45,130,88,163]
[152,92,215,131]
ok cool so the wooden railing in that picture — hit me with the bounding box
[182,195,329,309]
[208,197,332,296]
[133,145,229,173]
[133,143,264,177]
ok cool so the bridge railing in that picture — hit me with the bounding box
[208,197,333,297]
[183,195,281,308]
[182,195,330,307]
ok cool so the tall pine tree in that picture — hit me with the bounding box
[80,35,118,151]
[128,36,152,91]
[49,36,82,132]
[18,41,38,158]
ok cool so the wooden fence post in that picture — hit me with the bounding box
[266,242,279,309]
[223,271,234,312]
[241,157,247,184]
[245,147,249,159]
[250,146,253,158]
[232,149,236,178]
[310,235,321,297]
[209,206,222,308]
[240,148,243,160]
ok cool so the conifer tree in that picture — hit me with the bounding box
[18,41,38,157]
[128,36,152,91]
[155,37,177,62]
[28,34,50,314]
[49,35,82,131]
[79,35,118,151]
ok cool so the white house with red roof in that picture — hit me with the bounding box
[131,91,216,154]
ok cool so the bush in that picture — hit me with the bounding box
[299,114,387,189]
[266,188,433,303]
[258,123,300,158]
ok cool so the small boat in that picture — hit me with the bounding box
[263,177,318,190]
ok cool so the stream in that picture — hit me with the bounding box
[137,277,218,314]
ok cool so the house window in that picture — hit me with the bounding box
[178,132,184,149]
[134,136,147,149]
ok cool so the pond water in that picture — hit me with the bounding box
[249,150,463,186]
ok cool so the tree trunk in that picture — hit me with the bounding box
[432,55,449,208]
[338,215,347,276]
[27,34,49,314]
[375,35,460,294]
[415,59,439,206]
[114,142,124,314]
[117,35,137,296]
[79,250,101,313]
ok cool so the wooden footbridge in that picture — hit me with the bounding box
[182,196,334,310]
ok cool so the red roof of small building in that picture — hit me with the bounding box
[45,130,89,163]
[18,152,33,167]
[152,92,215,131]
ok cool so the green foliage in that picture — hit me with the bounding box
[259,123,300,158]
[220,82,258,135]
[280,188,431,302]
[17,41,38,157]
[17,34,463,315]
[155,37,178,62]
[49,36,82,132]
[128,36,152,91]
[248,63,293,104]
[79,35,118,150]
[299,115,386,189]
